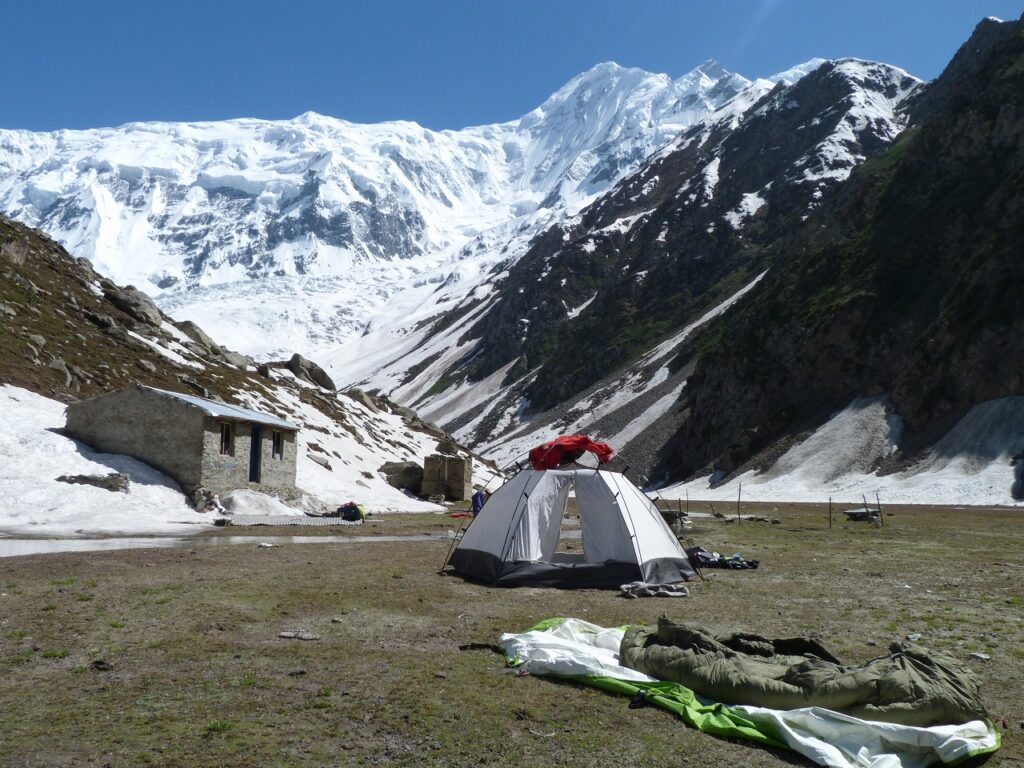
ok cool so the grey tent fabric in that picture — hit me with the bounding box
[449,467,694,588]
[620,618,988,727]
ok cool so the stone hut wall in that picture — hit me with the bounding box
[421,454,473,501]
[199,418,297,494]
[64,386,205,492]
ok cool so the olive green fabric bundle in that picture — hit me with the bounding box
[620,617,987,727]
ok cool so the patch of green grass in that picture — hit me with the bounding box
[204,720,233,735]
[109,620,126,629]
[40,649,68,659]
[50,577,77,586]
[6,628,26,639]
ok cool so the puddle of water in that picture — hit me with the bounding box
[0,533,448,558]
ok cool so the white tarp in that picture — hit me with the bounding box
[499,619,999,768]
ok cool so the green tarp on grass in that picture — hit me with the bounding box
[499,618,1000,768]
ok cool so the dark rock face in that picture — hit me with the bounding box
[418,59,919,448]
[660,14,1024,479]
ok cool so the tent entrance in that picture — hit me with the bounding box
[550,489,585,565]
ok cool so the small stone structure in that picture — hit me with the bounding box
[420,454,473,501]
[65,385,299,501]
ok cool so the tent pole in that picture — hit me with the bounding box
[439,514,471,574]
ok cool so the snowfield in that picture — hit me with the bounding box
[663,396,1024,507]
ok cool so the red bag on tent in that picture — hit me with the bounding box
[528,434,614,470]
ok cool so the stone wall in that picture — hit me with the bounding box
[421,454,473,501]
[199,418,297,494]
[65,385,205,492]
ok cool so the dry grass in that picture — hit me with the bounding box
[0,504,1021,767]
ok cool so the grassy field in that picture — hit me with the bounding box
[1,503,1021,767]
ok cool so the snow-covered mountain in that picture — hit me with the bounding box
[340,58,922,464]
[0,60,750,360]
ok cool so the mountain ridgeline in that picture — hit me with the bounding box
[662,15,1024,480]
[441,59,920,416]
[398,15,1024,487]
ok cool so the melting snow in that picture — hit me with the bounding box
[723,191,767,229]
[567,293,597,319]
[664,396,1024,506]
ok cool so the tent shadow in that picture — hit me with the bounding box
[47,427,183,493]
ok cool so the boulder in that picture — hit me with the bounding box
[434,437,460,456]
[0,239,29,266]
[217,349,253,368]
[379,461,424,494]
[85,310,116,329]
[104,285,163,326]
[174,320,218,349]
[48,357,72,387]
[308,453,332,471]
[56,473,130,493]
[286,353,336,390]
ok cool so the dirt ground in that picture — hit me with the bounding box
[1,503,1021,767]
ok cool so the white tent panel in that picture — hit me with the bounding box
[507,471,572,562]
[606,473,692,562]
[574,471,638,564]
[457,469,535,556]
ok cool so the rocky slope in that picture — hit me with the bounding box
[0,214,476,511]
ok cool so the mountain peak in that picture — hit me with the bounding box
[695,58,727,78]
[767,58,828,84]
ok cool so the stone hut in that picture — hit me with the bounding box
[65,385,299,500]
[421,454,473,501]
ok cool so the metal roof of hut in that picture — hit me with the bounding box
[140,386,300,431]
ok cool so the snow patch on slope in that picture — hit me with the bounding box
[665,396,1024,505]
[0,385,208,535]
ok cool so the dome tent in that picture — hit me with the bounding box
[449,465,694,588]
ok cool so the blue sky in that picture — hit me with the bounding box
[2,1,1021,131]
